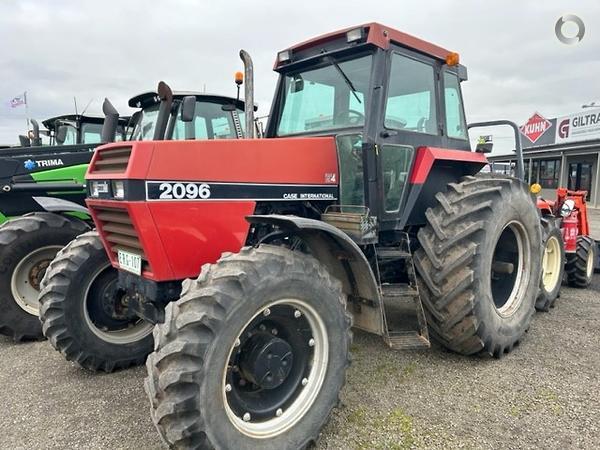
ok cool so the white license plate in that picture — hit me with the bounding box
[117,249,142,275]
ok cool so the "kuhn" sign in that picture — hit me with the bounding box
[520,112,552,144]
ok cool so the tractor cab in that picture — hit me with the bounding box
[265,23,480,233]
[42,114,129,146]
[128,91,248,141]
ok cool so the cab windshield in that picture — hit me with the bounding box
[171,101,244,140]
[276,54,372,136]
[131,105,160,141]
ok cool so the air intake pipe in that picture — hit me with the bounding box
[239,50,254,138]
[101,98,119,143]
[153,81,173,140]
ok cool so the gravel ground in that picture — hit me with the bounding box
[1,275,599,450]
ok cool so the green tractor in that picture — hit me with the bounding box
[0,84,248,341]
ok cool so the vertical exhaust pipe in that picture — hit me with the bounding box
[101,98,119,143]
[239,50,254,138]
[153,81,174,140]
[30,119,42,146]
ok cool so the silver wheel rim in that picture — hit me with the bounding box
[11,245,62,316]
[586,244,594,279]
[83,263,153,344]
[542,235,561,293]
[491,221,531,317]
[222,298,329,439]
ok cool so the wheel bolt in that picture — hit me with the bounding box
[234,338,240,347]
[308,338,315,347]
[276,408,283,417]
[225,384,232,392]
[302,378,308,386]
[243,412,251,422]
[294,310,302,318]
[259,324,266,331]
[271,328,278,335]
[263,308,271,317]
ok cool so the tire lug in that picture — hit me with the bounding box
[294,310,302,318]
[243,412,251,422]
[308,338,315,347]
[276,408,283,417]
[263,308,271,317]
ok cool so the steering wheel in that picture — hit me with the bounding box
[334,109,365,125]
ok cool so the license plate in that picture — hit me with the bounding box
[117,249,142,275]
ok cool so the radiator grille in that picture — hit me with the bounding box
[92,206,150,272]
[92,147,131,174]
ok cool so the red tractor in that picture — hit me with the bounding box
[536,187,596,300]
[40,23,543,448]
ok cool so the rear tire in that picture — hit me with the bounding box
[39,231,153,372]
[565,235,596,288]
[535,221,565,312]
[145,245,352,449]
[414,175,542,357]
[0,213,88,341]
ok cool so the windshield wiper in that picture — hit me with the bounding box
[325,54,362,104]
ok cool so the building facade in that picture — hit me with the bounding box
[488,109,600,208]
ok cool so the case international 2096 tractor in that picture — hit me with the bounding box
[40,24,543,448]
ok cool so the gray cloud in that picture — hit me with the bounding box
[0,0,598,153]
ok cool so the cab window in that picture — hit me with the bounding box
[385,54,438,135]
[444,72,468,139]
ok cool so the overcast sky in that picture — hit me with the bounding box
[0,0,598,153]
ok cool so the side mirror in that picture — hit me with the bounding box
[475,135,493,153]
[560,199,576,217]
[291,75,304,93]
[180,96,196,122]
[56,125,68,145]
[30,119,42,146]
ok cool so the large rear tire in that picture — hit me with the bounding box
[145,245,352,449]
[0,213,88,341]
[535,220,565,312]
[414,175,542,357]
[39,231,154,372]
[565,235,596,288]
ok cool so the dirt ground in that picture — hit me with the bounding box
[1,275,599,450]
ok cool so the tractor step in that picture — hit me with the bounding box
[376,248,412,261]
[384,331,430,350]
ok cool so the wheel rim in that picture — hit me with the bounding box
[586,243,594,279]
[11,245,62,316]
[83,263,153,344]
[542,235,561,293]
[222,299,329,439]
[490,221,531,317]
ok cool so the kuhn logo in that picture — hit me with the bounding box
[558,119,570,139]
[520,113,552,144]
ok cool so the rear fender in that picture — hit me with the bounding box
[247,214,385,336]
[32,196,89,215]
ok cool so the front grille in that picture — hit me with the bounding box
[92,147,132,174]
[92,206,150,272]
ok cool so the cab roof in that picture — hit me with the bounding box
[41,114,128,130]
[128,91,249,111]
[276,22,455,67]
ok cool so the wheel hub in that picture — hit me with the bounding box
[28,259,51,290]
[239,333,294,389]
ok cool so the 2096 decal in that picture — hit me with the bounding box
[158,182,211,199]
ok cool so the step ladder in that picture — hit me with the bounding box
[376,236,430,350]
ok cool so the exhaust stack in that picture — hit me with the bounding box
[101,98,119,143]
[30,119,42,146]
[153,81,174,141]
[239,50,254,138]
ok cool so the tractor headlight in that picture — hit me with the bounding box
[89,180,109,198]
[112,180,125,199]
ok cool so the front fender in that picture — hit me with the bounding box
[247,214,385,335]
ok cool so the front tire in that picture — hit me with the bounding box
[414,175,542,357]
[0,213,88,341]
[535,220,566,312]
[565,235,596,288]
[145,245,352,449]
[39,231,154,372]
